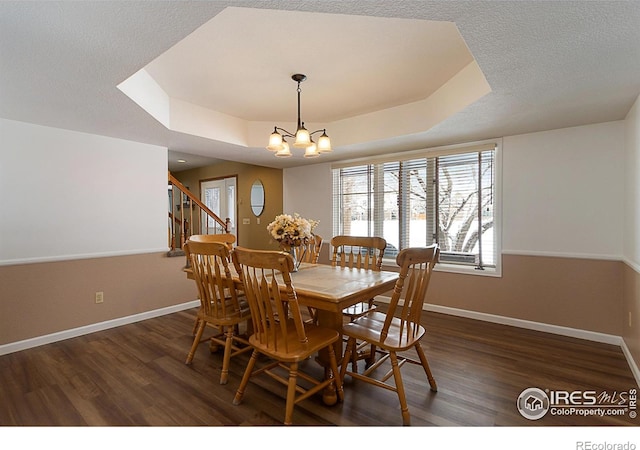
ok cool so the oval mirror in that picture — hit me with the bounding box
[250,179,265,217]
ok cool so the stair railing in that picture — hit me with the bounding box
[168,172,231,253]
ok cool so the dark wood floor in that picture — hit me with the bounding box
[1,306,637,427]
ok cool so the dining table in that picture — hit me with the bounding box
[184,261,399,403]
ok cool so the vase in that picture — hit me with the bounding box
[281,244,301,272]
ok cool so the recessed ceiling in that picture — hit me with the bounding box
[119,7,489,157]
[144,8,475,123]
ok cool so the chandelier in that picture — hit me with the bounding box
[266,74,332,158]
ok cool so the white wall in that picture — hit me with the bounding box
[502,121,625,259]
[284,121,626,260]
[282,162,333,240]
[624,96,640,269]
[0,118,169,264]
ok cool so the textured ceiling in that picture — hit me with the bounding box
[1,1,639,171]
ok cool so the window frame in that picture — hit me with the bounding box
[332,139,502,277]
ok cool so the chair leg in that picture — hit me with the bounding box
[283,362,300,425]
[351,341,359,373]
[389,351,411,426]
[219,326,234,385]
[414,342,438,392]
[327,341,344,403]
[365,344,377,368]
[186,319,206,364]
[363,299,377,368]
[233,349,258,406]
[340,337,355,381]
[351,340,378,372]
[191,317,200,336]
[191,306,202,336]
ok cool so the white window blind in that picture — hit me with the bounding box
[332,144,497,271]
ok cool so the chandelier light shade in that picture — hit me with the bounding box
[275,139,291,157]
[266,74,332,158]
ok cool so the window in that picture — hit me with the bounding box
[332,142,500,275]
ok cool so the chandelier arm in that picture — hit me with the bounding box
[308,129,327,136]
[273,127,296,138]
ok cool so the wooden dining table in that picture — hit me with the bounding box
[185,261,398,350]
[184,261,399,404]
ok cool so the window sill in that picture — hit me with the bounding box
[435,263,501,278]
[381,260,502,278]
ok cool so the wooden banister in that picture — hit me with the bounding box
[169,173,225,223]
[168,171,231,253]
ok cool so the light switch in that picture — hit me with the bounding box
[242,218,250,225]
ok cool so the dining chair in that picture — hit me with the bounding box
[294,233,323,264]
[294,234,323,324]
[231,247,344,425]
[330,235,386,370]
[339,245,439,426]
[183,240,252,385]
[185,233,237,335]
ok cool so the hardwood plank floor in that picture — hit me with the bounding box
[1,307,637,427]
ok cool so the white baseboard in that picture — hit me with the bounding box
[376,296,640,386]
[621,338,640,388]
[0,300,200,356]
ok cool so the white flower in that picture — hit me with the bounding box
[267,213,318,246]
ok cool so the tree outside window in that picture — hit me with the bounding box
[333,147,496,269]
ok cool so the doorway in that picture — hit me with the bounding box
[200,176,237,241]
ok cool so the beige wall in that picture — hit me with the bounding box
[0,253,196,345]
[379,253,623,336]
[0,238,625,346]
[173,161,283,250]
[428,254,623,335]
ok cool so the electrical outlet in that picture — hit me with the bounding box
[95,291,104,304]
[242,218,250,225]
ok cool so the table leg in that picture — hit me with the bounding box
[315,309,344,366]
[314,309,344,406]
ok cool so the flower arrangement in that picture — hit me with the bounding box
[267,213,319,247]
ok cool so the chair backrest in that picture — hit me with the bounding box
[186,233,236,249]
[232,247,307,353]
[184,240,241,320]
[293,234,323,264]
[184,234,236,268]
[330,235,386,271]
[382,245,439,342]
